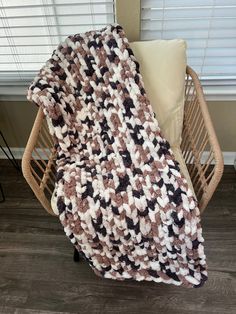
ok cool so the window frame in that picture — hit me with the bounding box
[0,0,235,101]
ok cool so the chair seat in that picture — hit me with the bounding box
[50,146,196,216]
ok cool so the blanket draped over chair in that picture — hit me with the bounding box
[27,24,207,288]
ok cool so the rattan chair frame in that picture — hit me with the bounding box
[22,66,224,216]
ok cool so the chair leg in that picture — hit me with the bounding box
[0,183,5,203]
[73,248,80,262]
[0,130,21,172]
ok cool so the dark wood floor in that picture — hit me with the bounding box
[0,160,235,314]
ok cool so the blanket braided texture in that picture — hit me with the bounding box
[28,24,207,288]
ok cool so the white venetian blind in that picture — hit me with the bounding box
[141,0,236,99]
[0,0,115,83]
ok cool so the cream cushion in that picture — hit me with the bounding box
[171,147,195,196]
[130,40,195,196]
[130,39,187,147]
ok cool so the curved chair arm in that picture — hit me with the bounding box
[22,107,56,215]
[181,66,224,212]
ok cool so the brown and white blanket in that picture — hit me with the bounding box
[27,24,207,288]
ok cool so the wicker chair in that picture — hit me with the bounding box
[22,66,224,216]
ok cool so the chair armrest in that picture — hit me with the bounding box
[181,66,224,213]
[22,107,56,215]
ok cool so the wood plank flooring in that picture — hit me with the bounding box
[0,160,235,314]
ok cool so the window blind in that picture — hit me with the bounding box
[140,0,236,99]
[0,0,115,84]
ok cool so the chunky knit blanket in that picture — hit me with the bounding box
[28,24,207,288]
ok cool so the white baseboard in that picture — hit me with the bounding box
[0,147,236,166]
[200,151,236,166]
[221,152,236,166]
[0,147,50,161]
[0,147,25,160]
